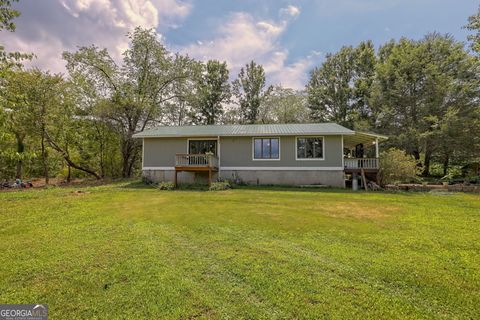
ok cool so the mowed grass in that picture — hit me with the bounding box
[0,182,479,319]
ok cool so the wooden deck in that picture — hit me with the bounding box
[174,154,219,187]
[344,158,380,188]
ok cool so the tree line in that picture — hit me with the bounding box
[0,1,479,182]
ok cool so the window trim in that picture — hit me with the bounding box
[295,136,325,161]
[252,137,281,161]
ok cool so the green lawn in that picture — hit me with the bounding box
[0,182,479,319]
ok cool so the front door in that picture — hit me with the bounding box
[188,140,217,155]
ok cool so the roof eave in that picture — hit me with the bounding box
[133,132,355,138]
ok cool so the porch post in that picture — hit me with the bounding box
[208,168,212,187]
[375,138,379,158]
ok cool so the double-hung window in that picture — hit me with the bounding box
[253,138,280,160]
[296,137,324,160]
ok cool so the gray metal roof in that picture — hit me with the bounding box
[133,123,355,138]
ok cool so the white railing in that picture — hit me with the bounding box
[344,158,379,170]
[175,154,219,168]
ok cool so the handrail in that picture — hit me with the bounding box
[344,158,379,169]
[175,154,219,168]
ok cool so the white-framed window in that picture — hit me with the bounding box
[253,137,280,160]
[296,137,324,160]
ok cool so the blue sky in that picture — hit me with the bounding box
[2,0,478,89]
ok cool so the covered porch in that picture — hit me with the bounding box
[343,132,387,190]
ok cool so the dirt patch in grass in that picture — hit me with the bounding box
[319,202,399,219]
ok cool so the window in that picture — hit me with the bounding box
[253,138,279,160]
[188,140,217,155]
[296,137,323,159]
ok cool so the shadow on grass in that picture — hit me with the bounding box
[118,180,156,190]
[117,179,429,197]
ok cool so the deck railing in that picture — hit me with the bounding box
[344,158,379,170]
[175,154,219,168]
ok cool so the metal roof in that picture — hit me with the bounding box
[133,123,355,138]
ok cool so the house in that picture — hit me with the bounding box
[133,123,387,188]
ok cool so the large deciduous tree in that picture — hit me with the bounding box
[233,61,272,124]
[372,34,479,175]
[64,27,195,177]
[259,86,308,124]
[306,41,376,129]
[190,60,230,125]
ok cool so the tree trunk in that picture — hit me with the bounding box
[41,132,49,185]
[121,132,140,178]
[67,164,71,183]
[443,154,449,176]
[44,130,101,180]
[15,133,25,179]
[422,148,432,176]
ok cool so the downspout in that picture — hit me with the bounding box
[217,135,221,177]
[142,138,145,170]
[341,135,345,188]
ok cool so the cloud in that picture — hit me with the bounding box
[280,5,301,19]
[2,0,192,73]
[182,6,318,89]
[2,2,318,89]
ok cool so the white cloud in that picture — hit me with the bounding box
[2,0,192,73]
[2,2,318,89]
[280,5,301,19]
[182,6,317,89]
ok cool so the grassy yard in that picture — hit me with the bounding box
[0,182,479,319]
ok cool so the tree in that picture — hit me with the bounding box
[2,69,101,182]
[306,41,376,129]
[372,34,479,175]
[465,6,480,54]
[259,86,308,123]
[0,0,19,31]
[0,0,31,73]
[233,61,272,124]
[190,60,230,125]
[64,27,195,177]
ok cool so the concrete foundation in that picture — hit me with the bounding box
[143,169,218,185]
[143,169,345,188]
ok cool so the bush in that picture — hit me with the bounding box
[158,181,175,190]
[468,176,480,184]
[378,148,420,185]
[209,181,231,191]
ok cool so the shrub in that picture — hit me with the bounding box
[158,181,175,190]
[209,181,231,191]
[378,148,420,185]
[468,176,480,184]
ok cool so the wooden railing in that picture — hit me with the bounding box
[344,158,379,170]
[175,154,219,168]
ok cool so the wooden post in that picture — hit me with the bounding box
[208,168,212,187]
[174,170,178,188]
[375,138,379,159]
[361,168,368,191]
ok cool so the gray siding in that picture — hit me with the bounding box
[143,137,187,167]
[220,136,342,168]
[143,135,343,168]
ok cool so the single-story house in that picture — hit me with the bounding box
[133,123,387,188]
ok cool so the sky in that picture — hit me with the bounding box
[1,0,478,89]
